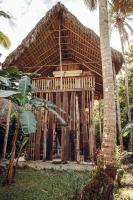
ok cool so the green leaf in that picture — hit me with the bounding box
[19,76,31,95]
[30,97,66,114]
[19,136,29,152]
[122,131,129,137]
[0,90,19,97]
[19,111,36,134]
[0,76,11,87]
[48,107,67,126]
[29,97,45,107]
[12,93,29,106]
[0,31,10,48]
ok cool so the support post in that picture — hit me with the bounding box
[61,92,69,163]
[81,91,89,161]
[43,93,48,161]
[59,24,63,89]
[76,95,80,162]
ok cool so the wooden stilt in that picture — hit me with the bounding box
[46,93,54,160]
[35,109,42,160]
[81,90,89,161]
[70,92,76,161]
[75,95,80,162]
[89,90,95,161]
[43,93,48,161]
[61,91,69,163]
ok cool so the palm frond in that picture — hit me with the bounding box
[0,10,10,19]
[84,0,97,11]
[0,31,10,48]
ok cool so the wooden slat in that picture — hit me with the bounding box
[32,75,95,93]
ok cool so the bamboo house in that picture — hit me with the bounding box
[3,3,123,162]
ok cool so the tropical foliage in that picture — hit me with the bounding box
[0,10,11,48]
[0,66,66,184]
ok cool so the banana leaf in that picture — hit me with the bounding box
[0,90,19,97]
[19,111,36,134]
[48,107,67,126]
[122,123,133,137]
[19,76,31,95]
[0,76,11,87]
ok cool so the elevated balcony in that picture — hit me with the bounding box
[32,75,95,93]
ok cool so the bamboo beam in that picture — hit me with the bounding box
[24,61,101,69]
[62,25,100,51]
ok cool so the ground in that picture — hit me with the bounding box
[18,160,94,171]
[113,164,133,200]
[0,167,91,200]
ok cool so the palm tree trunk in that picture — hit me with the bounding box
[3,100,12,159]
[4,119,19,185]
[99,0,116,166]
[119,34,131,123]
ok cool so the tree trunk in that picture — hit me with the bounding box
[99,0,116,166]
[113,66,123,150]
[4,119,19,185]
[3,100,12,159]
[119,33,131,123]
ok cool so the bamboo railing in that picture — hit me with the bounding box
[32,75,95,92]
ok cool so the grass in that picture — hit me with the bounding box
[0,167,91,200]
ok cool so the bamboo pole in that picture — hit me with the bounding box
[61,92,69,163]
[3,100,12,159]
[43,93,48,161]
[59,24,63,90]
[81,91,89,161]
[91,90,95,160]
[75,95,80,162]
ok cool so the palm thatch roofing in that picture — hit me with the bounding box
[3,2,123,95]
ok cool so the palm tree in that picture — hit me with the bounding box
[0,10,11,48]
[109,4,133,123]
[111,0,133,15]
[84,0,116,167]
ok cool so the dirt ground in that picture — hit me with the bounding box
[18,160,95,171]
[114,164,133,200]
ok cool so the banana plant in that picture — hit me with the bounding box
[0,66,66,184]
[122,123,133,154]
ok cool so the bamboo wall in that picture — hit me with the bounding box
[26,90,95,162]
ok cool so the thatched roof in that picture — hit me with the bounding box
[3,2,123,94]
